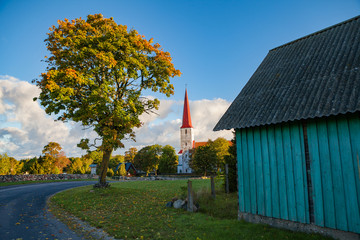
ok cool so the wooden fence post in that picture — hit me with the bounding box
[225,164,229,194]
[211,176,216,199]
[187,180,193,212]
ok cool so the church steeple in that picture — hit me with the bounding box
[180,89,194,152]
[181,89,193,128]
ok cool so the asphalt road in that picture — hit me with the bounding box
[0,181,96,240]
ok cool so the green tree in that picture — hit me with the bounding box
[208,137,230,171]
[0,154,21,175]
[116,163,127,179]
[21,157,36,174]
[109,155,124,169]
[14,160,24,174]
[34,14,181,187]
[85,150,103,165]
[189,145,217,176]
[38,155,53,174]
[30,157,45,174]
[158,145,178,174]
[8,157,20,175]
[224,132,237,192]
[67,157,84,174]
[0,153,11,175]
[22,157,37,174]
[107,168,114,177]
[124,147,137,164]
[134,145,162,175]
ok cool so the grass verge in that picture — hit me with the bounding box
[0,178,96,187]
[49,179,332,240]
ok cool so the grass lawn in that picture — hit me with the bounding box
[49,179,332,240]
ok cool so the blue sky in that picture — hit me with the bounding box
[0,0,359,158]
[1,0,359,101]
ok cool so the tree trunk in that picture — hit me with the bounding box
[97,148,112,187]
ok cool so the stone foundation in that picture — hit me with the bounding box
[0,174,97,182]
[239,211,360,240]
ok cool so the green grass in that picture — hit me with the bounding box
[49,179,332,240]
[0,178,96,187]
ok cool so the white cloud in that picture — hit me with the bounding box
[0,76,233,159]
[0,75,90,159]
[121,98,233,153]
[191,98,233,142]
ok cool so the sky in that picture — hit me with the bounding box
[0,0,359,159]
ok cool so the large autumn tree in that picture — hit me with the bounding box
[124,147,137,164]
[42,142,70,174]
[34,14,181,187]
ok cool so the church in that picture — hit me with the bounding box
[177,89,207,173]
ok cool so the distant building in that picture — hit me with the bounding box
[177,89,230,173]
[114,162,137,176]
[177,89,194,173]
[89,164,97,174]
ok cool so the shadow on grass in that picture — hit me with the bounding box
[49,179,333,240]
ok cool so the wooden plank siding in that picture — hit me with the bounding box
[236,113,360,234]
[236,122,310,223]
[307,114,360,233]
[268,126,280,219]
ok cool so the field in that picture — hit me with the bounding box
[49,179,331,240]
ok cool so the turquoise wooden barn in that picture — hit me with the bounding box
[214,16,360,237]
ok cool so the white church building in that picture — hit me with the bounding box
[177,89,194,173]
[177,89,209,173]
[176,89,232,174]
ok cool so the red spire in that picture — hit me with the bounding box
[181,89,193,128]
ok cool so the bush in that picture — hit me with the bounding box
[107,168,114,177]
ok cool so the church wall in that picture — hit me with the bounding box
[180,127,194,151]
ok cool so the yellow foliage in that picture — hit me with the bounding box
[34,13,182,185]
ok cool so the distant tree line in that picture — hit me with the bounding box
[0,143,178,177]
[0,137,237,192]
[0,142,124,175]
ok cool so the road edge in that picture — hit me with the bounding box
[46,186,118,240]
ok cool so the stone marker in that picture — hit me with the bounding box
[173,199,183,209]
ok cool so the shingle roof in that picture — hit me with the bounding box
[214,15,360,131]
[115,162,137,172]
[194,141,208,148]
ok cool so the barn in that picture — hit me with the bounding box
[214,16,360,237]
